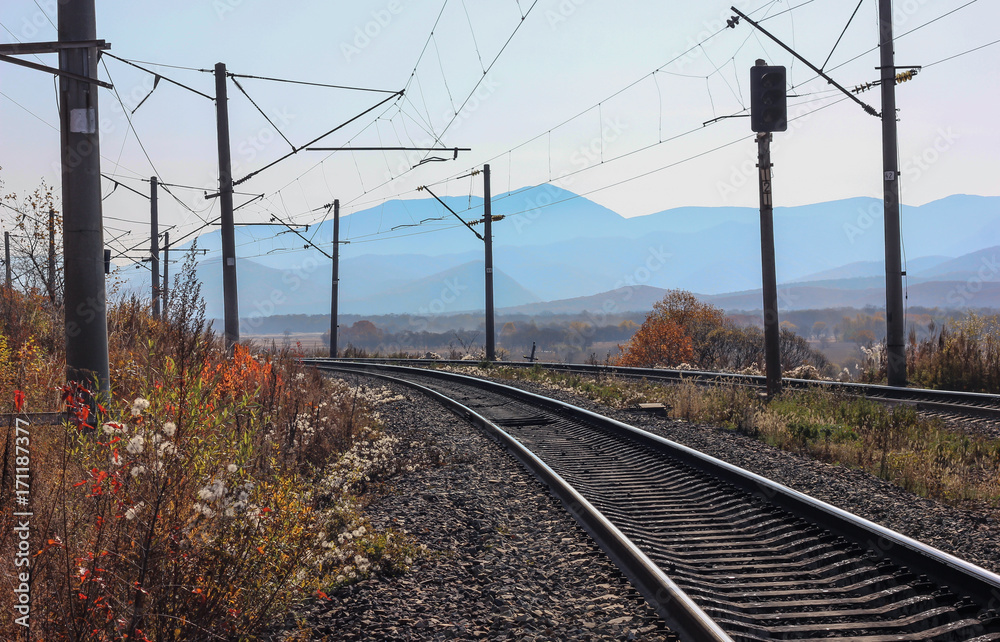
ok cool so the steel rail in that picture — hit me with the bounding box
[309,360,1000,640]
[323,363,732,641]
[316,357,1000,418]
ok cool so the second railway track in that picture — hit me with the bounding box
[308,360,1000,641]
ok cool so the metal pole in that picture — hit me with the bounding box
[484,164,495,361]
[162,231,169,312]
[48,207,56,302]
[880,0,906,387]
[4,231,10,288]
[330,200,339,358]
[59,0,109,392]
[215,62,239,352]
[757,125,782,397]
[150,176,160,319]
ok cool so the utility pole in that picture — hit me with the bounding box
[880,0,906,387]
[162,231,169,312]
[150,176,160,318]
[59,0,110,392]
[215,62,239,352]
[483,164,495,361]
[4,231,10,288]
[48,207,56,302]
[330,200,340,358]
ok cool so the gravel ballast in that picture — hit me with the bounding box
[268,377,676,641]
[271,366,1000,639]
[451,368,1000,576]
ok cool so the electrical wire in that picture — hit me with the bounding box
[822,0,864,71]
[103,53,214,101]
[224,71,399,94]
[230,76,295,150]
[923,37,1000,68]
[100,59,215,224]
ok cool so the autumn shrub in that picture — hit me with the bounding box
[618,289,828,373]
[0,251,423,641]
[0,287,64,411]
[906,313,1000,393]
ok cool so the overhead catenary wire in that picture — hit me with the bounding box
[923,37,1000,68]
[266,92,853,252]
[341,0,790,212]
[229,75,295,151]
[232,90,403,187]
[103,53,214,101]
[100,59,215,224]
[222,71,399,94]
[822,0,865,71]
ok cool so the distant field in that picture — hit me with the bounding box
[245,332,328,351]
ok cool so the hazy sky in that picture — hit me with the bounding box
[1,0,998,261]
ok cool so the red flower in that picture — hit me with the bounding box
[13,390,25,412]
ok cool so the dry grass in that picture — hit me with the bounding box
[471,365,1000,509]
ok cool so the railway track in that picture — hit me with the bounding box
[325,357,1000,423]
[307,359,1000,641]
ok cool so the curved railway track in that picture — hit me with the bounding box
[307,359,1000,642]
[326,358,1000,423]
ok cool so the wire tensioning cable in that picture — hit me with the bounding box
[233,91,403,187]
[103,53,213,101]
[223,71,400,94]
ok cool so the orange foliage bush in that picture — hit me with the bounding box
[617,319,693,367]
[206,343,276,400]
[618,290,726,368]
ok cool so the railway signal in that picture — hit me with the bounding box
[750,64,787,133]
[752,59,783,398]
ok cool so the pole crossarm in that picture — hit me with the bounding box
[0,53,113,89]
[270,207,333,260]
[233,91,402,186]
[0,39,109,55]
[419,185,484,241]
[729,6,880,117]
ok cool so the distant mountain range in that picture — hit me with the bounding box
[116,188,1000,319]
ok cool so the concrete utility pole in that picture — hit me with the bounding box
[330,200,340,358]
[215,62,239,352]
[162,232,170,311]
[48,207,56,302]
[880,0,906,387]
[150,176,160,319]
[483,164,495,361]
[59,0,110,392]
[4,231,11,288]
